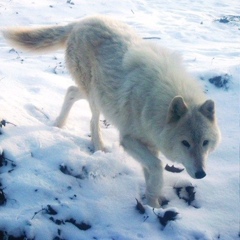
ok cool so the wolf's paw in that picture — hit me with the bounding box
[92,142,107,153]
[53,117,65,128]
[88,144,109,154]
[148,199,160,208]
[99,146,109,153]
[159,196,169,207]
[145,195,162,208]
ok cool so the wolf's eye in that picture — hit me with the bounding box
[203,140,209,147]
[182,140,191,148]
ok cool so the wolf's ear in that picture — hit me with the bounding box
[167,96,188,123]
[199,100,215,121]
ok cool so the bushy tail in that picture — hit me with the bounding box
[2,23,75,52]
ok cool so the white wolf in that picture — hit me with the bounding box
[2,16,221,208]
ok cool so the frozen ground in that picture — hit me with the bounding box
[0,0,239,239]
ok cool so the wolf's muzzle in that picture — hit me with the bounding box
[195,170,206,179]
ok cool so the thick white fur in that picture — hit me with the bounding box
[3,16,221,208]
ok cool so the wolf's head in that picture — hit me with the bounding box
[160,96,221,179]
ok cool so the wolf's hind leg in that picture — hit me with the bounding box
[89,100,105,152]
[54,86,84,127]
[121,135,163,208]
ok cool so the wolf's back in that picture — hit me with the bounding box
[2,23,75,52]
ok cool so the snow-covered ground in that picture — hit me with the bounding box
[0,0,239,239]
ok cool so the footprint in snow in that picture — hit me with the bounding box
[25,104,50,124]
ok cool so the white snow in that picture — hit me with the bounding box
[0,0,239,239]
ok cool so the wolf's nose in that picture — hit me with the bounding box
[195,170,206,179]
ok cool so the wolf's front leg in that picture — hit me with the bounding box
[121,135,163,208]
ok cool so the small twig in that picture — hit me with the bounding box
[143,215,149,222]
[3,157,15,163]
[31,208,44,220]
[0,119,17,128]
